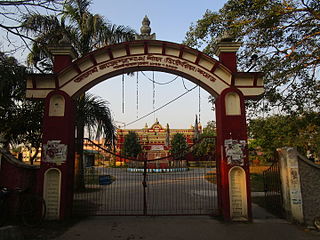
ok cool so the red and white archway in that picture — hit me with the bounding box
[27,40,263,99]
[26,40,264,221]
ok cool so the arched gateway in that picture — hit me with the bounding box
[26,38,264,221]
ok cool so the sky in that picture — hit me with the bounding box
[86,0,228,130]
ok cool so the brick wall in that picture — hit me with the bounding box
[297,153,320,226]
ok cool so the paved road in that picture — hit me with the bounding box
[54,215,320,240]
[73,167,217,215]
[61,167,320,240]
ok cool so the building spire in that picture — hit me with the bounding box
[194,115,200,141]
[165,123,170,146]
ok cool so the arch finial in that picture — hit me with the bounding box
[135,15,156,40]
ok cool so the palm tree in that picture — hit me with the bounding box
[74,93,115,189]
[22,0,136,70]
[21,0,136,189]
[76,93,115,144]
[62,0,136,54]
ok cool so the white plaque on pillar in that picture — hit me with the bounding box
[229,166,248,221]
[44,168,61,220]
[43,140,67,165]
[224,139,246,166]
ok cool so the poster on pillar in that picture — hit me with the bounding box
[43,140,67,165]
[224,139,246,166]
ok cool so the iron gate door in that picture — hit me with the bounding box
[263,155,284,218]
[144,158,217,215]
[73,141,218,216]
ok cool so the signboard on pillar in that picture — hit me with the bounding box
[229,167,248,221]
[44,168,61,220]
[43,140,67,165]
[286,148,304,223]
[224,139,246,166]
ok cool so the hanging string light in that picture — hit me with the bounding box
[122,74,125,114]
[198,85,201,123]
[126,85,197,127]
[141,71,179,85]
[181,77,193,91]
[136,72,139,119]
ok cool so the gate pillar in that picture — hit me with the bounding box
[38,42,77,220]
[215,88,251,221]
[214,38,251,221]
[39,91,75,220]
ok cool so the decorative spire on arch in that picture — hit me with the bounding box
[135,15,156,40]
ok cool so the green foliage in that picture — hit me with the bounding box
[122,131,142,158]
[0,52,43,152]
[20,0,135,147]
[185,0,320,114]
[76,94,115,146]
[0,1,64,51]
[0,53,26,105]
[192,121,216,157]
[248,112,320,161]
[170,133,188,160]
[21,0,136,72]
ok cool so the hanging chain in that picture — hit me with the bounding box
[198,85,201,123]
[136,72,139,119]
[122,74,125,114]
[141,71,179,85]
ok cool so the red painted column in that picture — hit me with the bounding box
[215,88,252,221]
[48,43,77,73]
[53,55,74,73]
[214,40,241,74]
[39,91,75,219]
[214,39,252,221]
[38,44,77,219]
[218,52,237,73]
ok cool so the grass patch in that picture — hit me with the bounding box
[204,170,265,190]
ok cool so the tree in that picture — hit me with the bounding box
[0,0,64,53]
[192,121,216,158]
[76,93,115,145]
[0,52,43,164]
[21,0,135,188]
[21,0,136,72]
[185,0,320,114]
[248,112,320,162]
[122,131,142,158]
[21,0,135,149]
[170,133,188,160]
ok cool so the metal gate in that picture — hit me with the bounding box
[262,153,284,217]
[73,139,218,216]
